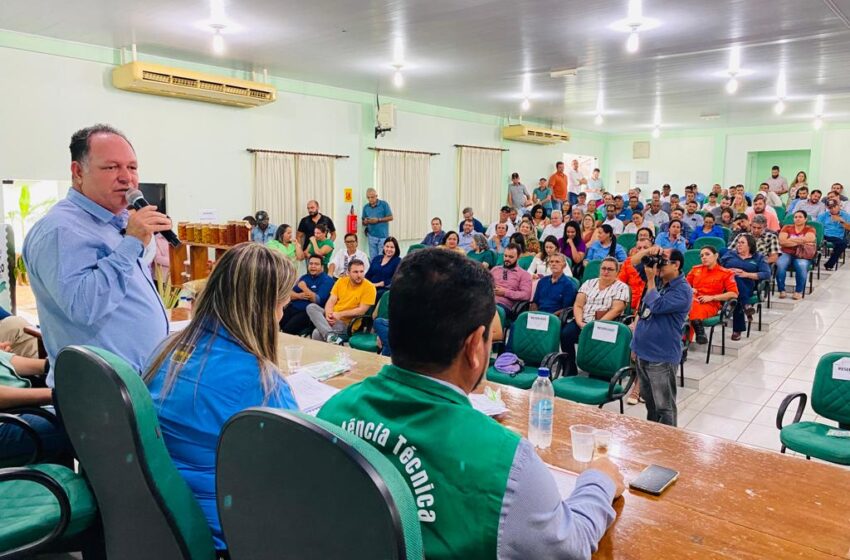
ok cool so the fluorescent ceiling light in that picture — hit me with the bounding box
[815,94,825,116]
[521,98,531,112]
[393,38,405,66]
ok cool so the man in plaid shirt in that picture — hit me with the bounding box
[728,215,780,264]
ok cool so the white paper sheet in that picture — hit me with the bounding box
[527,313,551,331]
[169,320,190,333]
[833,357,850,381]
[287,372,340,415]
[469,393,509,417]
[591,321,618,344]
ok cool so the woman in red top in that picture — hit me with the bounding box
[686,246,739,344]
[776,210,816,299]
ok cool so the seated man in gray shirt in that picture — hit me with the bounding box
[319,248,622,559]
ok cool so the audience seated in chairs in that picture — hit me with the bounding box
[559,221,587,275]
[560,257,630,376]
[624,211,653,234]
[746,194,781,232]
[530,253,578,314]
[328,233,370,279]
[720,234,771,340]
[689,213,725,246]
[585,224,628,262]
[421,217,446,246]
[438,230,467,255]
[748,215,781,265]
[486,206,516,237]
[458,218,476,252]
[0,310,41,359]
[491,244,533,318]
[308,259,377,344]
[656,219,688,253]
[686,247,739,344]
[306,223,335,270]
[365,236,401,299]
[776,210,816,300]
[459,206,487,234]
[818,199,850,270]
[469,233,497,269]
[530,235,572,279]
[489,222,510,254]
[144,242,299,553]
[280,254,335,335]
[540,210,566,240]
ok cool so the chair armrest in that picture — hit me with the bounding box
[555,307,575,326]
[345,315,374,339]
[22,326,47,359]
[1,407,60,430]
[0,414,42,464]
[776,392,808,429]
[510,300,530,321]
[720,298,737,320]
[22,326,42,339]
[621,314,637,326]
[608,366,636,400]
[541,352,570,380]
[0,467,72,560]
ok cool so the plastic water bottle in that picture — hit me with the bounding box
[528,367,554,449]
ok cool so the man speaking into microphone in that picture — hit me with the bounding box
[24,124,171,384]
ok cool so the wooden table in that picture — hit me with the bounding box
[282,334,850,559]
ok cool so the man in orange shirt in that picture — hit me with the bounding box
[549,161,569,208]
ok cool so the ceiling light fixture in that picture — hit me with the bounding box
[594,90,604,125]
[390,37,406,89]
[652,127,661,138]
[724,46,741,94]
[393,67,404,88]
[774,69,787,115]
[520,73,532,112]
[610,0,660,54]
[652,101,661,137]
[521,98,531,112]
[773,100,786,115]
[211,24,225,55]
[595,114,604,125]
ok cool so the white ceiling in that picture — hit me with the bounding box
[4,0,850,132]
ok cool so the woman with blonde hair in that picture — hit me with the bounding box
[145,242,299,553]
[580,213,598,245]
[788,171,808,207]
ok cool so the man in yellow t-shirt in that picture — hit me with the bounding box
[306,259,376,344]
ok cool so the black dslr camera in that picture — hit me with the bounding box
[641,253,665,268]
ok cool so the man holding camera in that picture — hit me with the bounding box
[631,248,692,426]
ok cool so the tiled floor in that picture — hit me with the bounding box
[605,263,850,458]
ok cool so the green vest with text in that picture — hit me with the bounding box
[318,364,520,559]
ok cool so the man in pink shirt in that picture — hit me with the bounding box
[490,244,532,313]
[746,194,780,232]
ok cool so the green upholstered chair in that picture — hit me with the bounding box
[406,244,425,255]
[552,320,635,413]
[0,463,99,559]
[581,260,601,284]
[53,346,216,560]
[772,205,786,222]
[720,226,732,244]
[683,249,701,275]
[693,236,726,252]
[617,233,636,254]
[746,279,770,338]
[0,407,67,468]
[487,311,562,389]
[347,291,390,353]
[495,252,505,266]
[700,299,737,364]
[517,254,534,271]
[216,408,423,560]
[777,353,850,465]
[778,218,821,294]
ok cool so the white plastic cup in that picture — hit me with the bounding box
[570,425,596,462]
[284,345,303,374]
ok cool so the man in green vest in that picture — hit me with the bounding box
[319,248,623,559]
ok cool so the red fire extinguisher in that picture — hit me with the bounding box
[346,205,358,235]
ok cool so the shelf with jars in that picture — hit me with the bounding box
[168,220,253,286]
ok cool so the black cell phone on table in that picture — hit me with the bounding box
[629,465,679,495]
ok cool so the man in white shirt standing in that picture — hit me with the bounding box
[765,165,789,197]
[585,168,604,203]
[567,159,586,207]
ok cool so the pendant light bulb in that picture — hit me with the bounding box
[626,31,639,53]
[393,69,404,88]
[814,117,823,130]
[725,77,738,94]
[521,98,531,112]
[652,126,661,138]
[774,100,786,115]
[594,114,604,125]
[212,28,225,55]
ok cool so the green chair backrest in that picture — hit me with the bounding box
[406,244,425,255]
[811,353,850,426]
[772,206,787,222]
[517,254,534,271]
[53,346,215,560]
[720,226,732,243]
[809,221,824,246]
[693,236,725,251]
[567,276,580,291]
[495,252,504,266]
[509,311,561,366]
[582,260,602,284]
[375,290,390,320]
[216,409,423,560]
[683,249,702,275]
[575,321,632,382]
[618,233,637,254]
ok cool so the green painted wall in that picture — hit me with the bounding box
[746,150,811,193]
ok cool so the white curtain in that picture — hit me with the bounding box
[296,155,335,219]
[377,151,429,240]
[253,152,296,227]
[458,147,502,226]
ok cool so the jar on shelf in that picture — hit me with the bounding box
[177,222,188,240]
[217,225,227,245]
[186,223,196,243]
[201,224,211,245]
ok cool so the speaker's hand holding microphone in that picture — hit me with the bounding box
[124,189,181,248]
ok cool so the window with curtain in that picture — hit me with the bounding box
[457,146,502,226]
[375,150,430,240]
[252,152,336,230]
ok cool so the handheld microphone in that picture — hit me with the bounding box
[125,189,181,247]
